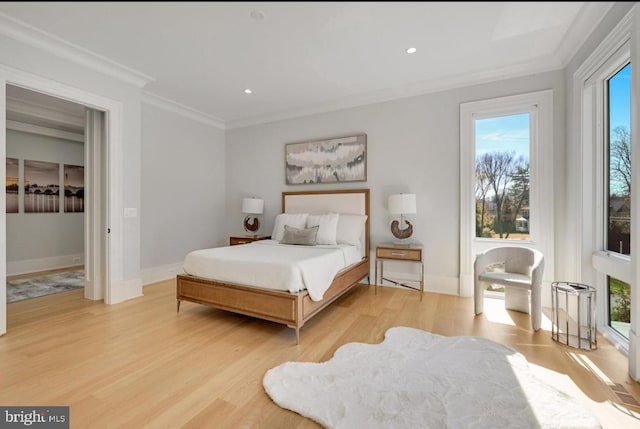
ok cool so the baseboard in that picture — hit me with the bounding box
[378,271,459,296]
[109,277,143,304]
[7,253,84,276]
[141,262,185,286]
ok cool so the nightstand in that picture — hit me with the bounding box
[375,242,424,300]
[229,235,271,246]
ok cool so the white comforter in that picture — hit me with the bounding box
[182,240,361,301]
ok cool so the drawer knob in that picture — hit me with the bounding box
[391,252,406,256]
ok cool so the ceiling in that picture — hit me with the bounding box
[0,2,613,128]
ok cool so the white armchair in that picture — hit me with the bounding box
[474,247,545,331]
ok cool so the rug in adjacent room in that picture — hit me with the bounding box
[263,326,601,429]
[7,270,84,303]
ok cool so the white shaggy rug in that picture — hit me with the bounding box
[263,327,601,429]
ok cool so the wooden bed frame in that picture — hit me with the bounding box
[176,188,370,344]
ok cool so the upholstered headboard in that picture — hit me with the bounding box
[282,189,370,258]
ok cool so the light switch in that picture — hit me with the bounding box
[124,207,138,218]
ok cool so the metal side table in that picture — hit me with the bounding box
[551,282,597,350]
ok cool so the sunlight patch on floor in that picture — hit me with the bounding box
[481,296,553,330]
[483,297,516,326]
[568,352,615,387]
[529,361,640,427]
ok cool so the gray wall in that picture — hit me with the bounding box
[226,69,565,295]
[141,103,226,270]
[6,130,84,270]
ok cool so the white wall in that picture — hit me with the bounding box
[140,103,226,284]
[226,70,565,296]
[6,129,84,274]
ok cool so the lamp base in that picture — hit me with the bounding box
[390,219,413,240]
[244,216,260,234]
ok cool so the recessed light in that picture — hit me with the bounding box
[406,47,417,54]
[244,89,253,94]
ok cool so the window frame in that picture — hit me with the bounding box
[574,11,632,354]
[585,45,631,349]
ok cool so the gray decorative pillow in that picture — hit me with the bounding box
[280,225,319,246]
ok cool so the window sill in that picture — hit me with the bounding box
[600,325,629,356]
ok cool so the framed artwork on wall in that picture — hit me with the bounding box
[285,134,367,185]
[6,157,19,213]
[64,164,84,213]
[24,159,60,213]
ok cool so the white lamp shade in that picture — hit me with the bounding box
[388,193,417,214]
[242,197,264,214]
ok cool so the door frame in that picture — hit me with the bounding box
[0,64,124,335]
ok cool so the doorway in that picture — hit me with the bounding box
[0,66,124,335]
[5,85,87,304]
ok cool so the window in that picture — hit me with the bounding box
[459,91,554,296]
[608,276,631,338]
[475,113,530,240]
[605,63,631,338]
[577,23,631,350]
[606,63,631,256]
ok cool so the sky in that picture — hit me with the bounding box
[64,164,84,187]
[24,160,59,186]
[609,63,631,133]
[475,112,530,161]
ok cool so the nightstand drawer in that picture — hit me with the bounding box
[229,235,270,246]
[230,237,251,245]
[376,247,422,261]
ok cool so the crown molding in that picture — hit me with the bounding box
[7,120,84,143]
[226,57,561,130]
[7,95,85,128]
[555,2,616,68]
[0,12,154,88]
[574,6,633,81]
[141,91,226,129]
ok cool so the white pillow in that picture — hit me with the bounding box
[336,214,368,246]
[272,213,309,241]
[306,213,339,245]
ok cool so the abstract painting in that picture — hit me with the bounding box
[285,134,366,185]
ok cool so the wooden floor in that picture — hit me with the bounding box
[2,280,639,428]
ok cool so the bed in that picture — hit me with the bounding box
[176,188,370,344]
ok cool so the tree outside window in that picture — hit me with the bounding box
[475,114,530,240]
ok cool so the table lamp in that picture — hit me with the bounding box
[388,193,416,240]
[242,197,264,235]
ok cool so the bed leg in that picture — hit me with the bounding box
[177,300,181,313]
[367,275,371,285]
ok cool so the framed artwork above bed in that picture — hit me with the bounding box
[285,134,367,185]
